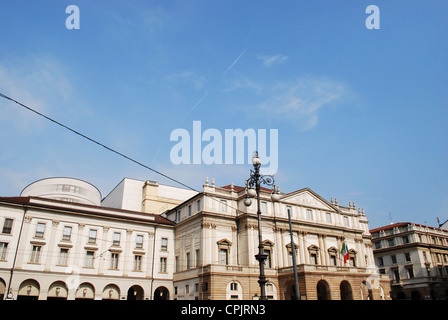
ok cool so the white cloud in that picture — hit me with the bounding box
[258,54,289,67]
[255,75,351,130]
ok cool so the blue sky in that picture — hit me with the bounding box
[0,1,447,229]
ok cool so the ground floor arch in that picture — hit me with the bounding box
[18,279,40,300]
[75,282,95,300]
[103,284,120,300]
[317,280,331,300]
[47,281,68,300]
[0,278,6,300]
[340,280,353,300]
[127,285,144,300]
[154,286,169,300]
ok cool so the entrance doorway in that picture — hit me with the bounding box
[154,286,169,300]
[317,280,331,300]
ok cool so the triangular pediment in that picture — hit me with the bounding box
[281,188,338,212]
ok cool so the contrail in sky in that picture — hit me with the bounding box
[224,47,248,74]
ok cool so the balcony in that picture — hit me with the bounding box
[278,264,367,274]
[174,263,371,280]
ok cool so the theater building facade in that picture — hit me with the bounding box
[165,179,391,300]
[0,177,391,300]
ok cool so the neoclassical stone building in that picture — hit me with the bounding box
[0,176,391,300]
[371,222,448,300]
[0,178,175,300]
[165,179,391,300]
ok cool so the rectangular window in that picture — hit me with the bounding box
[35,223,45,238]
[330,255,337,266]
[62,226,72,241]
[85,251,94,268]
[160,257,167,273]
[188,205,192,217]
[134,255,142,271]
[230,282,238,291]
[110,253,119,269]
[30,245,42,263]
[326,213,332,223]
[2,218,13,234]
[307,209,313,221]
[393,268,400,282]
[197,200,201,212]
[0,242,8,260]
[378,257,384,266]
[261,201,267,214]
[176,210,180,222]
[161,238,168,251]
[220,200,227,212]
[310,253,318,265]
[343,216,350,227]
[407,267,414,279]
[264,249,272,268]
[88,229,97,244]
[402,236,410,244]
[186,252,191,269]
[388,238,395,247]
[59,248,69,266]
[405,252,411,262]
[113,232,121,247]
[136,235,144,249]
[391,255,397,264]
[185,285,189,294]
[175,256,179,272]
[196,249,200,267]
[289,251,297,266]
[220,249,228,265]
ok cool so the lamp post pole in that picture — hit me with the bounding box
[244,152,280,300]
[287,207,301,300]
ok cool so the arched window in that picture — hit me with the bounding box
[265,282,278,300]
[226,281,242,300]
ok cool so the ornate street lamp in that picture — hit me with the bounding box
[244,151,280,300]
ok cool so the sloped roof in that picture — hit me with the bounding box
[0,196,174,226]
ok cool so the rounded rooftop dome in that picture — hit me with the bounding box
[21,177,102,206]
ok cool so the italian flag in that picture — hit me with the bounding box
[340,242,349,264]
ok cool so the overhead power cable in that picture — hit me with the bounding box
[0,92,196,192]
[0,91,256,217]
